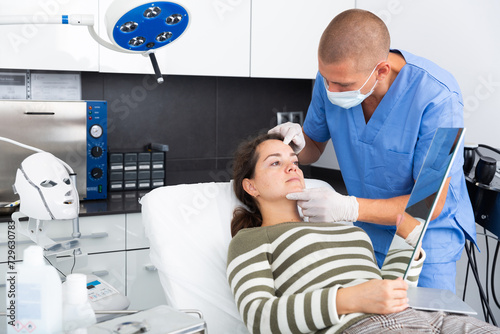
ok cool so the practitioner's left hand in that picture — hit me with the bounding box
[287,187,359,223]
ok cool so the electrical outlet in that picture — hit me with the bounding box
[277,111,289,125]
[277,111,303,125]
[290,111,303,125]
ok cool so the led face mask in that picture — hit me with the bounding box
[14,152,78,220]
[323,63,379,109]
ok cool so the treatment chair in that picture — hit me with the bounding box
[140,179,333,334]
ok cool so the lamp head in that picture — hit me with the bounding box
[105,0,189,53]
[13,152,79,220]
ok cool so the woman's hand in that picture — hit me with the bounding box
[336,277,409,315]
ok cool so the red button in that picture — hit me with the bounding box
[89,116,93,120]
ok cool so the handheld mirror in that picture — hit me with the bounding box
[381,127,465,280]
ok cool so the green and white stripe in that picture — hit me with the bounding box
[381,247,422,283]
[226,222,424,334]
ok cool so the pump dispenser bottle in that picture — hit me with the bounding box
[7,245,62,334]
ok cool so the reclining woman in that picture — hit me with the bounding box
[226,133,499,334]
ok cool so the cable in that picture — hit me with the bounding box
[44,255,66,278]
[44,249,79,278]
[462,230,500,318]
[465,241,497,326]
[0,136,75,173]
[471,244,488,321]
[478,144,500,156]
[484,228,490,323]
[0,136,44,154]
[463,251,470,301]
[492,241,500,309]
[70,249,77,274]
[476,232,500,240]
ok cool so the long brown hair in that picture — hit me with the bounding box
[231,133,284,237]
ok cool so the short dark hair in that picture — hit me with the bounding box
[318,9,390,72]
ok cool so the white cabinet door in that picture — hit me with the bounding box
[126,248,168,310]
[126,213,149,250]
[98,0,251,77]
[251,0,354,79]
[76,215,127,254]
[0,1,99,71]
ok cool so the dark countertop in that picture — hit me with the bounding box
[0,167,346,222]
[0,190,149,222]
[79,190,149,216]
[0,170,221,222]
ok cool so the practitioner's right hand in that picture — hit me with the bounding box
[336,277,409,315]
[268,122,305,154]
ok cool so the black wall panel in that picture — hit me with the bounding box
[81,72,313,184]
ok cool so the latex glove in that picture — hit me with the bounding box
[268,122,305,154]
[404,218,424,248]
[286,187,359,223]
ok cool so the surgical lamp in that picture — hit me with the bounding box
[0,0,190,83]
[0,136,80,254]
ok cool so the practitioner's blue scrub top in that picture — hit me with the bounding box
[303,49,476,266]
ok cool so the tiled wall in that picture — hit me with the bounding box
[82,72,314,185]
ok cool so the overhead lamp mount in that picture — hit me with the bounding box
[0,1,191,84]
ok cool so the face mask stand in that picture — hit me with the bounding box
[11,212,81,257]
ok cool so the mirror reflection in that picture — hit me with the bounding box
[381,128,464,279]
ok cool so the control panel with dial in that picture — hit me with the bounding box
[86,101,107,200]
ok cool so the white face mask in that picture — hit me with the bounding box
[323,63,379,109]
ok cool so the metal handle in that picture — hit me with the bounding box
[179,309,204,319]
[0,232,109,247]
[91,270,109,277]
[144,264,157,272]
[24,111,55,115]
[148,52,164,84]
[89,232,108,239]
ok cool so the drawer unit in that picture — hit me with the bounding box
[109,152,165,191]
[0,215,126,262]
[0,212,169,316]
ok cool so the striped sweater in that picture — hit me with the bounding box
[226,222,425,334]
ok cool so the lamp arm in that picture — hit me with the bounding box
[0,15,93,26]
[0,136,74,174]
[0,15,128,54]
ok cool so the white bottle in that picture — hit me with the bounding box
[62,273,96,334]
[7,245,62,334]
